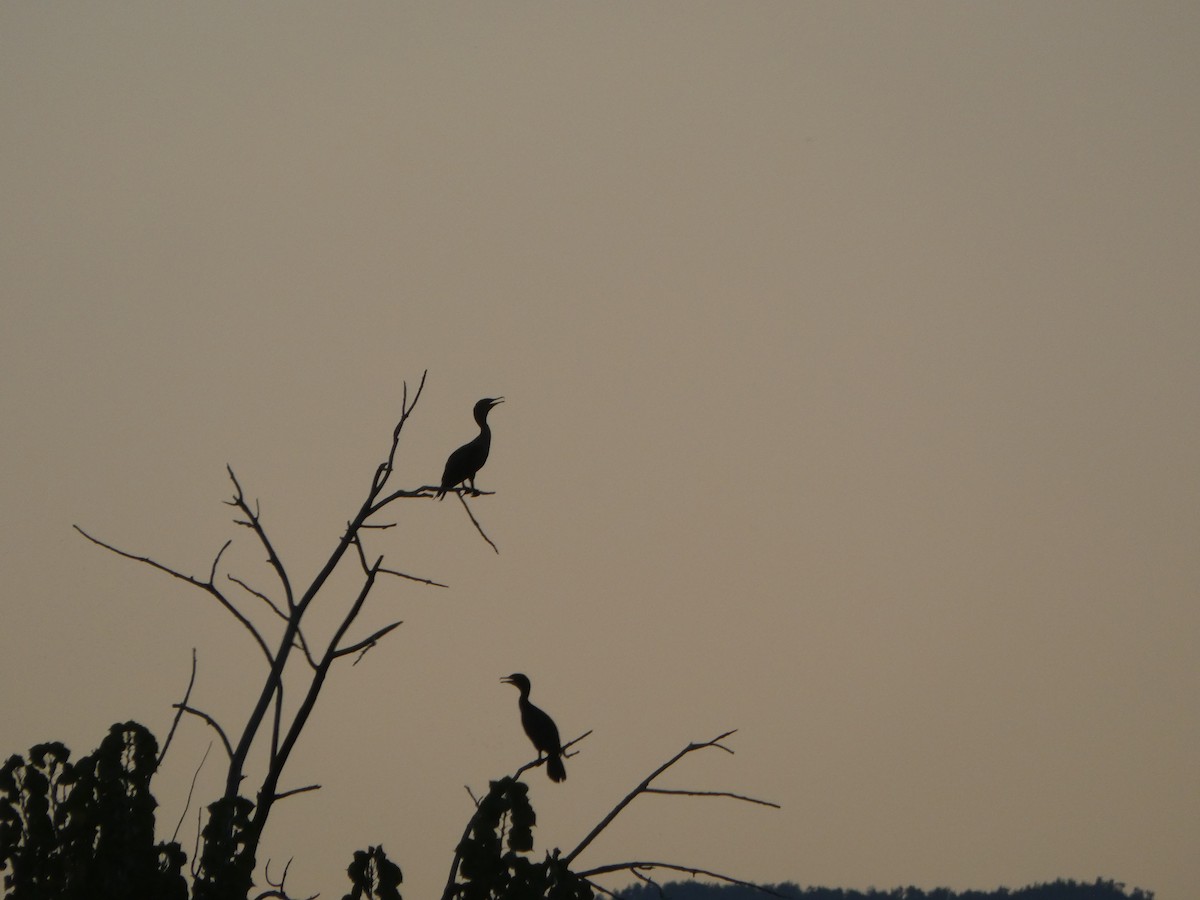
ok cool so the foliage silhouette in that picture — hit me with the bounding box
[448,776,590,900]
[0,723,188,900]
[344,845,403,900]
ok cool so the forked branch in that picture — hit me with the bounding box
[225,466,294,611]
[577,863,785,898]
[73,525,273,663]
[563,730,768,867]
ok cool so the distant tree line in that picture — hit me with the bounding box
[617,878,1154,900]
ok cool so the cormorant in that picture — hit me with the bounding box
[501,673,566,782]
[436,397,504,500]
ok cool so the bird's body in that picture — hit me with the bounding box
[437,397,503,499]
[501,673,566,782]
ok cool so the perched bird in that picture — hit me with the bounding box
[437,397,504,499]
[501,673,566,782]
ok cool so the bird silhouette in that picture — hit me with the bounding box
[437,397,503,499]
[501,673,566,782]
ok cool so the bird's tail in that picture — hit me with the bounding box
[547,753,566,782]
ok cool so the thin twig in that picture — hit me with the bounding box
[228,574,288,621]
[512,730,593,780]
[225,466,295,610]
[367,487,438,515]
[641,788,781,809]
[378,565,449,588]
[372,370,428,496]
[228,574,319,668]
[576,862,786,898]
[191,807,203,878]
[158,649,198,766]
[273,784,321,801]
[456,491,499,553]
[333,620,404,659]
[173,703,234,760]
[73,525,274,663]
[562,731,740,866]
[171,741,212,844]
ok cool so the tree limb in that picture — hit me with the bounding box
[173,704,234,760]
[456,490,499,554]
[333,620,404,660]
[371,370,428,496]
[641,788,781,809]
[228,575,319,669]
[171,741,212,844]
[74,525,273,663]
[225,466,295,611]
[378,564,449,588]
[158,648,198,766]
[273,784,321,801]
[563,731,743,867]
[575,862,785,898]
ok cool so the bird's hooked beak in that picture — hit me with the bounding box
[500,675,515,685]
[488,397,505,408]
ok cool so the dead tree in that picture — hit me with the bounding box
[74,371,494,899]
[70,371,778,900]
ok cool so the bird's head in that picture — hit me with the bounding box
[474,397,504,420]
[501,673,531,693]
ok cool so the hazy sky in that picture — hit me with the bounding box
[2,3,1198,899]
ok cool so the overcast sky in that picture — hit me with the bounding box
[2,4,1198,900]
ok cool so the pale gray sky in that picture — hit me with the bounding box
[2,4,1198,899]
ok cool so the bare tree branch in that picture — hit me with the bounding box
[228,574,319,668]
[333,620,403,660]
[371,370,428,496]
[378,564,449,588]
[228,574,287,621]
[576,862,785,898]
[246,558,383,845]
[456,490,499,554]
[272,784,321,801]
[74,525,273,663]
[171,741,212,844]
[511,729,593,780]
[367,487,438,514]
[641,788,781,809]
[172,704,234,761]
[158,648,198,766]
[225,466,295,611]
[271,679,284,768]
[563,730,748,867]
[255,855,319,900]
